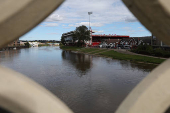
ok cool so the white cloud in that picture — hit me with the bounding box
[44,0,138,27]
[63,27,71,29]
[122,26,147,35]
[44,23,58,27]
[97,30,104,33]
[68,24,74,27]
[69,22,103,27]
[122,27,135,33]
[124,16,137,22]
[45,14,63,22]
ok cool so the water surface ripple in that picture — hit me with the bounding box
[0,47,156,113]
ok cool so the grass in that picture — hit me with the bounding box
[90,49,107,54]
[79,48,99,53]
[99,50,165,64]
[60,46,165,64]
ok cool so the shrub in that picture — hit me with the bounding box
[133,44,153,55]
[154,48,163,57]
[138,50,151,55]
[163,52,170,58]
[131,44,170,58]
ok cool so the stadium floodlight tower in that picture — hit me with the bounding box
[88,12,93,30]
[88,12,93,45]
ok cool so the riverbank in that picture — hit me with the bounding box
[60,46,165,64]
[38,44,50,47]
[60,46,83,51]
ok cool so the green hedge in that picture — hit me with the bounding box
[131,45,170,58]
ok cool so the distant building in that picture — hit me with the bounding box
[7,39,27,47]
[132,36,152,45]
[106,39,121,47]
[53,43,59,46]
[8,39,20,47]
[62,31,170,49]
[120,38,137,48]
[92,34,129,46]
[29,42,38,47]
[119,36,152,49]
[131,36,170,47]
[151,35,169,47]
[62,30,130,46]
[62,31,75,45]
[20,41,26,46]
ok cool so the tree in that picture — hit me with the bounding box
[73,25,90,47]
[25,42,30,47]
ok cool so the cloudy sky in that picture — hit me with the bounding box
[20,0,151,40]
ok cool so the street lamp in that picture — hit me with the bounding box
[88,12,92,30]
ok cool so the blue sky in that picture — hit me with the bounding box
[20,0,151,41]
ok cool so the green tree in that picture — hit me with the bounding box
[25,42,30,47]
[73,25,90,47]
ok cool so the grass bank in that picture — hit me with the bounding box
[38,44,50,47]
[60,46,165,64]
[99,50,165,64]
[90,49,107,54]
[79,48,99,53]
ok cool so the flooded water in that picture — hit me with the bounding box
[0,46,157,113]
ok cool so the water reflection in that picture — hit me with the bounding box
[0,47,157,113]
[62,51,93,77]
[0,49,20,60]
[119,60,156,72]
